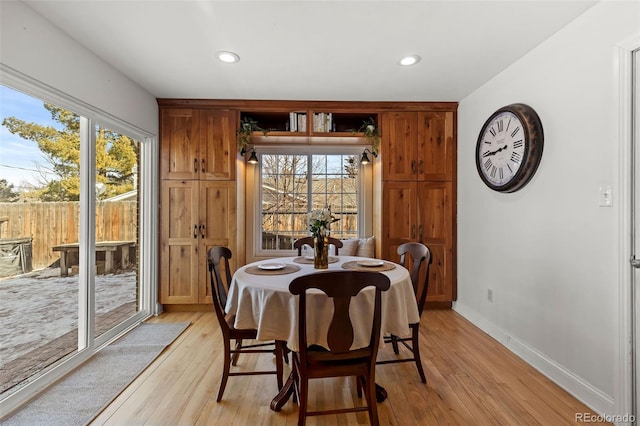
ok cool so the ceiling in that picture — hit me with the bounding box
[23,0,598,102]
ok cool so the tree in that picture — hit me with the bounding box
[2,103,138,201]
[0,179,19,202]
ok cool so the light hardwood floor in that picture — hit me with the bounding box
[91,309,608,425]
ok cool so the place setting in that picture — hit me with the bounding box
[244,262,301,275]
[341,258,396,272]
[293,255,339,265]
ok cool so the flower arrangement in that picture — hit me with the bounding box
[307,207,339,239]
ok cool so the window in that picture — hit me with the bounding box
[252,146,371,257]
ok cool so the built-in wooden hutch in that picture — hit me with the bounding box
[157,99,457,309]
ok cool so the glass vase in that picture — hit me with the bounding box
[313,235,329,269]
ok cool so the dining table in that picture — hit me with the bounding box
[224,255,420,411]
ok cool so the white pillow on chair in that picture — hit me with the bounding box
[340,239,359,256]
[356,236,375,258]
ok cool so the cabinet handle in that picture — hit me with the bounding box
[411,224,416,239]
[419,160,424,175]
[200,224,205,239]
[193,225,197,239]
[194,158,198,173]
[201,159,205,173]
[418,224,423,242]
[411,160,416,174]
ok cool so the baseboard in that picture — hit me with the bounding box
[452,301,614,417]
[161,304,213,312]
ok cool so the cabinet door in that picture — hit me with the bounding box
[198,181,237,304]
[200,110,236,180]
[417,182,454,302]
[381,181,419,261]
[418,111,456,181]
[381,112,418,181]
[159,180,200,304]
[160,109,200,180]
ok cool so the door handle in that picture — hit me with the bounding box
[193,158,198,173]
[411,160,416,175]
[200,224,205,239]
[418,224,423,242]
[193,225,197,239]
[411,225,416,239]
[632,256,640,268]
[201,159,205,173]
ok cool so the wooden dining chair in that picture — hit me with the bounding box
[289,271,390,426]
[293,236,343,256]
[207,246,285,401]
[376,242,431,383]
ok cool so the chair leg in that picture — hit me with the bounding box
[356,375,364,398]
[412,326,427,383]
[232,339,242,366]
[364,375,380,426]
[297,372,308,426]
[282,345,290,364]
[217,340,232,402]
[275,341,284,390]
[390,334,400,355]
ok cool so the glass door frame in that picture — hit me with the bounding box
[0,67,158,417]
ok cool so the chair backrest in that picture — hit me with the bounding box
[397,242,431,315]
[293,236,344,255]
[289,271,390,357]
[207,246,233,333]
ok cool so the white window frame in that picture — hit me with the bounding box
[0,67,157,415]
[246,145,373,261]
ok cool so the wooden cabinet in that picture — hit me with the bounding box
[159,105,237,306]
[382,111,455,182]
[380,110,457,305]
[159,180,236,304]
[156,100,456,308]
[160,108,236,180]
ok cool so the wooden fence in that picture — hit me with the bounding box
[0,201,138,270]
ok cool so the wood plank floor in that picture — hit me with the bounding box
[91,309,608,425]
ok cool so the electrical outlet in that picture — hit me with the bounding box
[487,289,493,303]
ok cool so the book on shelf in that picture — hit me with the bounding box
[312,112,333,132]
[289,112,307,132]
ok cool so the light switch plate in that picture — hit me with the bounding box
[599,185,613,207]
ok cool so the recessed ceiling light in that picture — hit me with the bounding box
[217,51,240,63]
[399,55,421,66]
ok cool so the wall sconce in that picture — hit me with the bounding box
[360,148,378,165]
[241,146,259,164]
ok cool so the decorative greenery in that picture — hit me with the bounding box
[236,116,274,153]
[358,117,380,155]
[307,207,339,239]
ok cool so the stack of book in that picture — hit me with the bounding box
[289,112,307,132]
[313,112,333,132]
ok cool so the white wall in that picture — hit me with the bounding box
[456,0,639,416]
[0,1,157,134]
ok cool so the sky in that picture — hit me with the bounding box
[0,85,59,190]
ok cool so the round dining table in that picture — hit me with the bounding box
[224,255,421,411]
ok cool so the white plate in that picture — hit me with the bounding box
[357,260,384,267]
[258,263,286,270]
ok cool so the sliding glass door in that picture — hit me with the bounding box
[0,84,150,408]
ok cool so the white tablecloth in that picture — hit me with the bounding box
[224,256,420,352]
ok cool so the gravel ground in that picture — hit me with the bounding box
[0,268,136,365]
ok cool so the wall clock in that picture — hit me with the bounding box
[475,103,544,193]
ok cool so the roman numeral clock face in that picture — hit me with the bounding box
[475,104,544,193]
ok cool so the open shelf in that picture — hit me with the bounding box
[240,111,377,138]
